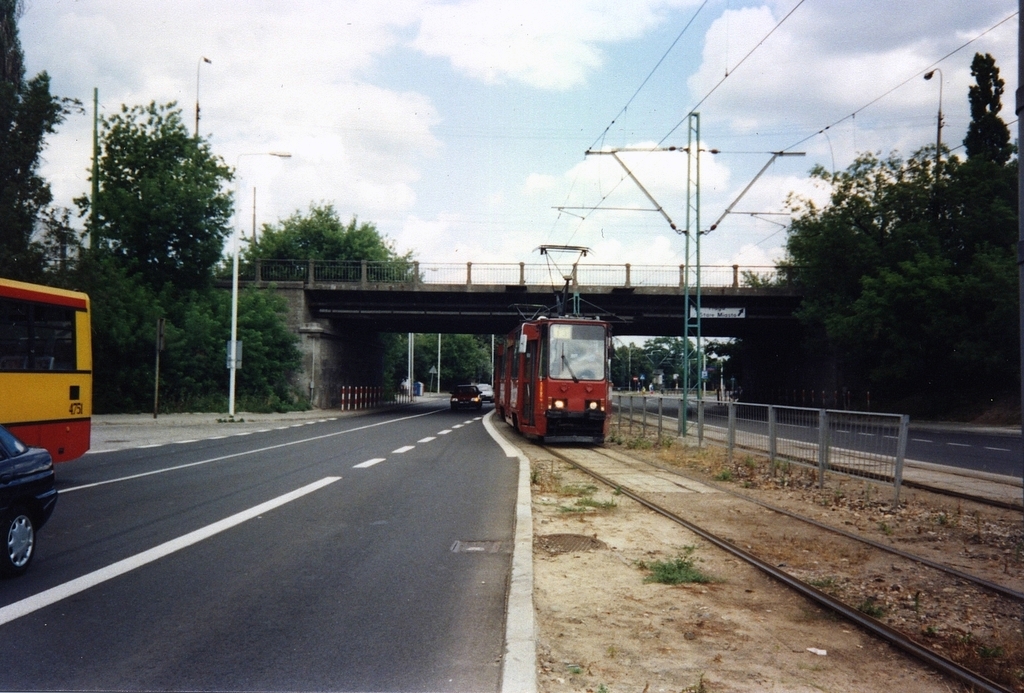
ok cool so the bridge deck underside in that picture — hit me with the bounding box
[300,283,802,338]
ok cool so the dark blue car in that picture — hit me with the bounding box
[0,424,58,577]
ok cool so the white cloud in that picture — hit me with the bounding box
[410,0,695,90]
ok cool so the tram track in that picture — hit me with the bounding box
[539,442,1021,693]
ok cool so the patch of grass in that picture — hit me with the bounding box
[978,645,1005,659]
[808,575,839,590]
[559,495,617,513]
[626,436,653,450]
[714,469,733,482]
[640,547,715,585]
[608,431,624,445]
[857,597,886,618]
[878,521,893,536]
[560,483,598,497]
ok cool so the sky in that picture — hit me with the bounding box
[20,0,1020,276]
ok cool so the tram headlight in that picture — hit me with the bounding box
[586,399,604,412]
[550,398,567,410]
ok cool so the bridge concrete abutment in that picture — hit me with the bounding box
[276,285,385,409]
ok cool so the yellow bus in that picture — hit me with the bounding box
[0,278,92,463]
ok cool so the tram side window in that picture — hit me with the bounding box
[548,323,606,381]
[0,299,76,371]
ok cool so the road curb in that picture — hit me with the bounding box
[483,410,537,693]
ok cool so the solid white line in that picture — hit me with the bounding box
[354,458,385,468]
[138,444,165,448]
[174,439,199,444]
[418,437,436,443]
[0,477,341,627]
[392,445,415,453]
[62,410,440,494]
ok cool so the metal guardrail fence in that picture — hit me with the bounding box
[612,394,909,503]
[242,260,786,289]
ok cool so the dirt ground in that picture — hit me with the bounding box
[520,433,1023,693]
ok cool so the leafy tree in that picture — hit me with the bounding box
[0,0,79,281]
[412,333,492,391]
[245,202,409,264]
[781,55,1018,414]
[964,53,1012,165]
[80,101,233,292]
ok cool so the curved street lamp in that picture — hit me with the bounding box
[229,151,292,417]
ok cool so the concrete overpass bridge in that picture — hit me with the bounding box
[231,259,820,408]
[245,259,801,337]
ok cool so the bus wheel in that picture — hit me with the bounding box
[1,507,35,577]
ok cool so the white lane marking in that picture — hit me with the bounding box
[947,442,971,447]
[985,446,1012,452]
[174,439,199,444]
[392,445,415,454]
[438,429,452,435]
[233,432,252,436]
[418,437,436,443]
[62,410,441,494]
[209,436,227,440]
[452,425,464,429]
[138,444,164,448]
[911,438,933,443]
[462,420,474,425]
[354,458,385,468]
[0,477,341,627]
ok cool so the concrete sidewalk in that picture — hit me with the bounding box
[88,408,362,453]
[903,458,1022,508]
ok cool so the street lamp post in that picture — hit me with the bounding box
[195,57,211,138]
[229,151,291,418]
[924,68,944,167]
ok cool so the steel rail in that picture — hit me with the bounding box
[542,444,1012,693]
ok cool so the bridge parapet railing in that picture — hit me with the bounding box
[246,259,786,289]
[612,394,909,504]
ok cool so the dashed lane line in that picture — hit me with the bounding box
[354,458,386,468]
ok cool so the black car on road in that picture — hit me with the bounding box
[0,424,58,577]
[450,384,483,411]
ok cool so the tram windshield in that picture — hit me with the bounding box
[547,323,605,381]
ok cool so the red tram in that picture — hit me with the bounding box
[495,316,612,443]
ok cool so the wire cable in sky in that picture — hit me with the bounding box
[587,0,710,152]
[783,10,1018,152]
[660,0,808,146]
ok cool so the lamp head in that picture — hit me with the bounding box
[924,70,936,81]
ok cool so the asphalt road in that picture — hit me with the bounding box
[614,394,1023,479]
[0,402,517,692]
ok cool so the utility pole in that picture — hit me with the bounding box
[91,88,99,249]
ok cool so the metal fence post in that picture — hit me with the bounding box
[768,405,777,472]
[817,409,829,489]
[727,402,736,462]
[641,396,648,435]
[657,396,663,440]
[629,395,634,434]
[894,414,909,506]
[615,394,622,431]
[697,399,704,447]
[677,393,685,437]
